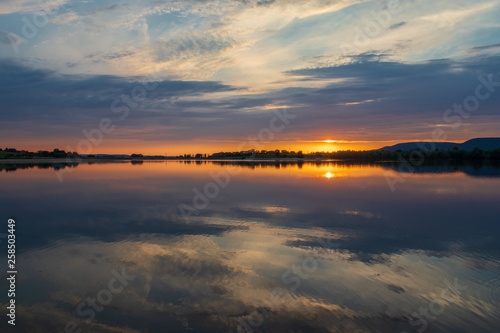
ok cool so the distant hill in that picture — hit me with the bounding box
[460,138,500,150]
[377,138,500,152]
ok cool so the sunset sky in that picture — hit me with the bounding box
[1,0,500,155]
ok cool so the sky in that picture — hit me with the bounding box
[1,0,500,155]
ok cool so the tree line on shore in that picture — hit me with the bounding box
[2,146,500,161]
[209,147,500,161]
[0,148,79,159]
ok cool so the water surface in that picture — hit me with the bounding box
[0,161,499,332]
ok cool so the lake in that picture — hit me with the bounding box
[0,160,499,332]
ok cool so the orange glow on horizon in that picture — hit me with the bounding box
[4,139,410,156]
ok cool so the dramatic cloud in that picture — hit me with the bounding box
[0,0,499,152]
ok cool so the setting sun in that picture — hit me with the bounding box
[324,172,335,179]
[1,0,500,331]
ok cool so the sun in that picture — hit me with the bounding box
[324,172,335,179]
[323,140,337,143]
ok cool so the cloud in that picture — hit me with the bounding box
[470,43,500,53]
[273,54,500,141]
[0,0,68,14]
[1,1,500,146]
[389,21,406,30]
[9,214,498,332]
[3,52,500,146]
[1,0,497,93]
[473,43,500,50]
[0,59,240,129]
[0,0,356,82]
[0,30,23,46]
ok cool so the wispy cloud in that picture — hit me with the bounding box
[1,0,500,150]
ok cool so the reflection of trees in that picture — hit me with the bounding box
[0,163,80,173]
[2,159,499,175]
[198,159,500,176]
[209,160,380,169]
[382,159,500,177]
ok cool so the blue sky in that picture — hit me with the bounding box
[1,0,500,153]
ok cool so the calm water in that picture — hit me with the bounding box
[1,161,499,333]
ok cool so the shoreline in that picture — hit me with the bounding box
[0,158,334,163]
[1,157,498,164]
[0,158,131,164]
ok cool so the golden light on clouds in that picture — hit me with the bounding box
[264,105,293,110]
